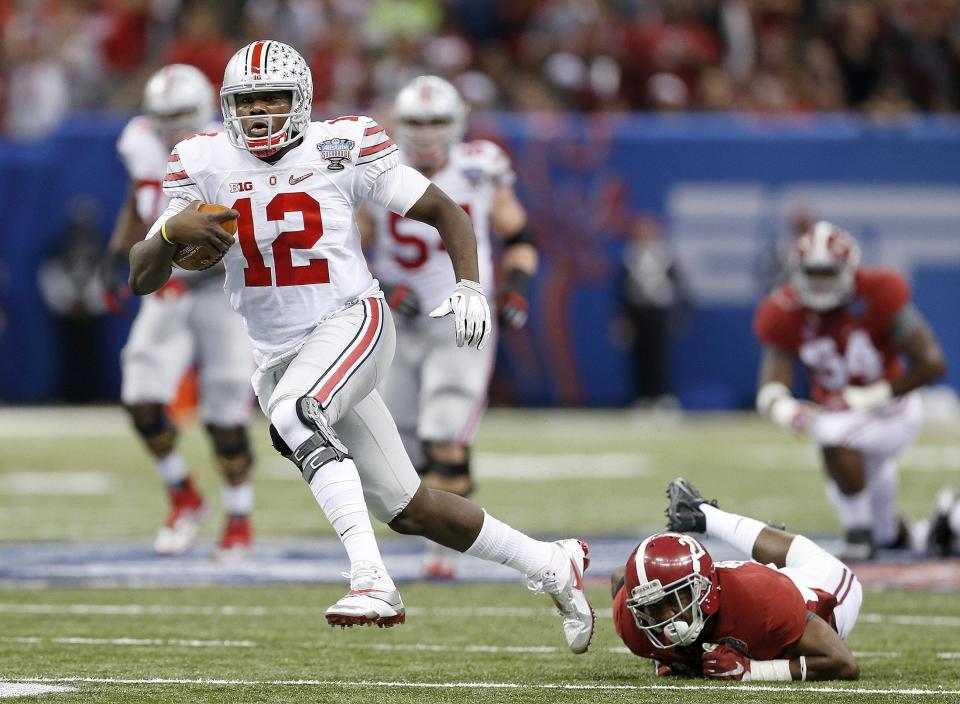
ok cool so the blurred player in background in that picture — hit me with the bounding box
[101,64,256,559]
[754,221,947,560]
[611,478,861,681]
[360,75,538,580]
[128,42,593,653]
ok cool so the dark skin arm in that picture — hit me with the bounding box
[404,183,479,283]
[128,201,237,295]
[889,306,947,395]
[783,613,859,680]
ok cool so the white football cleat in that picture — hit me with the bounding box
[528,539,595,654]
[325,561,405,629]
[154,498,208,556]
[154,478,208,556]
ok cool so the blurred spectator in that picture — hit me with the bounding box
[5,0,960,138]
[614,214,692,408]
[164,1,235,89]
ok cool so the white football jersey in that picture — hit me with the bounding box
[368,140,515,310]
[152,116,429,365]
[117,116,222,222]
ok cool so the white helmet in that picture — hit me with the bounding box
[143,64,214,147]
[393,75,467,169]
[789,221,861,312]
[220,40,313,156]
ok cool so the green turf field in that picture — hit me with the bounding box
[1,407,959,702]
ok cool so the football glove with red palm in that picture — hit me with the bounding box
[497,269,532,330]
[701,642,751,681]
[99,250,132,315]
[381,281,421,318]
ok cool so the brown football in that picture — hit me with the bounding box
[171,203,237,271]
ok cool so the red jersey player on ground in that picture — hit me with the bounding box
[753,221,946,559]
[128,40,593,653]
[611,478,861,681]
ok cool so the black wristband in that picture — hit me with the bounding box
[503,221,536,248]
[505,268,532,298]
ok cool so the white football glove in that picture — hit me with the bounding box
[756,382,817,435]
[841,380,893,411]
[429,279,492,350]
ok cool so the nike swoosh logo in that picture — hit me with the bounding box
[715,663,745,678]
[338,526,354,538]
[570,559,583,591]
[289,172,314,185]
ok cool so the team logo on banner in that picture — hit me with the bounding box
[318,138,354,171]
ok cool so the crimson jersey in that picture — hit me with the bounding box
[613,561,835,670]
[753,268,909,404]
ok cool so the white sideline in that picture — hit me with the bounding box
[5,677,960,696]
[3,636,254,648]
[1,603,958,627]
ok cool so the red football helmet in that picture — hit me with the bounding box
[789,221,861,312]
[624,532,720,649]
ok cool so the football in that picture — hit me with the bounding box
[170,203,237,271]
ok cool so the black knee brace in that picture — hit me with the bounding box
[207,424,253,484]
[126,404,177,456]
[272,397,352,484]
[421,442,473,495]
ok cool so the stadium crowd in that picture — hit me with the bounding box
[3,0,960,139]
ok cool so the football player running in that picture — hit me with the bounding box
[611,478,861,681]
[128,41,593,652]
[361,75,538,580]
[101,64,256,559]
[753,221,946,560]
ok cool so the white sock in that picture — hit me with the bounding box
[307,454,390,584]
[221,482,254,516]
[156,452,188,486]
[948,498,960,535]
[825,482,872,531]
[869,459,900,546]
[701,504,766,558]
[464,510,554,577]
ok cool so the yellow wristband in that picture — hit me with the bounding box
[160,221,175,246]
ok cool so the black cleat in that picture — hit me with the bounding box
[927,489,957,558]
[665,477,717,533]
[838,528,875,562]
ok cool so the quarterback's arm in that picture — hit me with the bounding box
[129,200,237,295]
[405,183,480,283]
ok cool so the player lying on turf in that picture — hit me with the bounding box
[128,40,593,653]
[610,478,861,681]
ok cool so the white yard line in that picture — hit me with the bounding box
[0,683,77,698]
[3,603,959,628]
[5,676,960,696]
[2,636,254,648]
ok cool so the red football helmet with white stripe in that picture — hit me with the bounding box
[221,40,313,156]
[624,532,719,649]
[789,221,861,312]
[393,75,467,169]
[143,64,214,148]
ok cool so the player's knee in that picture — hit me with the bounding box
[784,535,830,569]
[125,403,176,457]
[270,396,351,485]
[421,442,472,496]
[207,424,253,485]
[388,486,432,536]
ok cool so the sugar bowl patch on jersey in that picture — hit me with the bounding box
[317,138,355,170]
